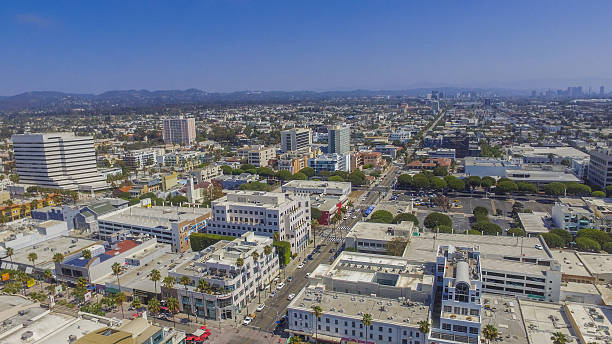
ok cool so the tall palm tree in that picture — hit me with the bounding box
[483,324,499,344]
[131,297,141,311]
[417,320,430,340]
[162,276,175,300]
[52,253,64,264]
[115,292,126,319]
[28,252,38,270]
[43,269,53,291]
[361,313,372,342]
[312,305,322,343]
[179,276,191,321]
[147,297,161,316]
[112,262,122,292]
[149,269,161,299]
[264,245,272,256]
[252,251,260,261]
[6,247,14,263]
[82,249,92,260]
[196,279,209,294]
[551,332,568,344]
[167,296,180,328]
[236,258,244,267]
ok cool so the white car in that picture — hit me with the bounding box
[535,244,543,250]
[242,316,252,325]
[256,304,265,312]
[270,291,277,298]
[277,282,285,290]
[297,263,304,269]
[287,293,296,300]
[305,272,311,278]
[273,277,280,282]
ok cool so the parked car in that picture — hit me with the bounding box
[257,304,265,312]
[287,293,296,300]
[277,282,285,290]
[297,263,304,269]
[243,317,252,325]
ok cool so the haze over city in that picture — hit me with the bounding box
[2,0,612,95]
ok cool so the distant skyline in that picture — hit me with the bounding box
[2,1,612,95]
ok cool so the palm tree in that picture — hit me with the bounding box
[82,249,92,260]
[264,245,272,256]
[162,276,175,300]
[483,324,499,344]
[417,320,430,340]
[131,297,141,311]
[312,305,322,343]
[167,296,180,328]
[52,253,64,264]
[147,297,161,316]
[149,269,161,299]
[43,269,52,286]
[288,336,304,344]
[551,332,568,344]
[361,313,372,342]
[112,262,122,292]
[236,257,244,267]
[28,252,38,269]
[115,292,126,319]
[6,247,14,263]
[179,276,191,321]
[196,279,209,294]
[252,251,260,261]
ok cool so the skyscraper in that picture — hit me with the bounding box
[601,86,605,96]
[327,125,350,155]
[280,128,312,152]
[12,133,108,191]
[162,116,196,145]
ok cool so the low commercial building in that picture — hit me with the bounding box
[97,202,210,252]
[207,190,311,253]
[552,201,596,233]
[213,173,260,190]
[169,232,279,320]
[282,180,351,200]
[351,151,386,171]
[344,221,414,256]
[0,219,68,250]
[464,157,523,177]
[517,212,550,236]
[374,145,401,159]
[76,316,185,344]
[308,153,350,174]
[123,148,163,169]
[191,165,222,183]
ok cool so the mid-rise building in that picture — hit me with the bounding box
[12,133,108,191]
[123,148,163,169]
[282,180,351,200]
[308,153,350,174]
[97,202,210,252]
[587,147,612,189]
[207,190,311,253]
[191,165,222,183]
[168,232,279,320]
[162,116,196,145]
[345,221,414,255]
[281,128,312,153]
[247,146,276,167]
[328,125,351,155]
[278,147,321,174]
[552,200,596,233]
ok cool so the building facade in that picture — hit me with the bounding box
[12,133,108,191]
[162,117,196,145]
[281,128,312,153]
[587,147,612,189]
[328,125,351,155]
[308,153,350,174]
[207,191,311,253]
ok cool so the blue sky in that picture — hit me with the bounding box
[2,1,612,95]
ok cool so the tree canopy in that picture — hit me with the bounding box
[424,212,452,229]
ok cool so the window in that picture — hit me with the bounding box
[442,323,451,330]
[443,306,452,312]
[470,309,479,316]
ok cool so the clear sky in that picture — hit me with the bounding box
[2,1,612,95]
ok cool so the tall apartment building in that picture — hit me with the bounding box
[207,191,311,253]
[162,116,196,145]
[12,133,108,191]
[431,245,483,344]
[281,128,312,153]
[169,232,280,320]
[246,146,276,167]
[587,147,612,189]
[328,125,351,155]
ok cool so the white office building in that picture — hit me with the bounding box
[162,116,196,145]
[169,232,279,320]
[587,147,612,189]
[207,191,311,253]
[123,148,163,169]
[308,153,350,174]
[281,128,312,153]
[281,180,352,200]
[12,133,108,191]
[328,125,351,155]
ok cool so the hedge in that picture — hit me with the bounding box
[190,233,234,251]
[273,240,291,266]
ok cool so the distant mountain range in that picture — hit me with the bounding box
[0,87,530,114]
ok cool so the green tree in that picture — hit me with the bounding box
[575,237,601,252]
[291,172,307,180]
[112,262,122,293]
[445,176,465,192]
[149,269,161,299]
[507,227,526,237]
[576,228,611,246]
[369,210,394,224]
[541,233,564,248]
[483,324,499,344]
[606,185,612,197]
[167,296,180,328]
[392,213,419,225]
[220,165,232,175]
[328,175,344,182]
[472,222,502,235]
[517,182,538,193]
[82,249,92,260]
[311,207,322,221]
[348,170,367,186]
[466,176,481,191]
[179,276,192,321]
[6,247,14,263]
[433,166,448,176]
[131,297,141,310]
[473,206,489,217]
[550,331,568,344]
[361,313,373,343]
[299,167,315,178]
[147,297,161,315]
[424,212,452,229]
[417,320,430,339]
[544,182,567,196]
[565,182,591,196]
[592,191,606,198]
[312,305,323,342]
[236,257,244,267]
[481,176,496,192]
[496,180,518,194]
[276,170,292,181]
[550,229,572,246]
[429,177,447,191]
[602,242,612,254]
[412,173,430,189]
[115,292,126,319]
[397,174,413,188]
[52,252,64,264]
[435,225,453,233]
[28,252,38,269]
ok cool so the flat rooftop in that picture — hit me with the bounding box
[565,303,612,344]
[577,252,612,276]
[481,294,529,344]
[347,221,414,241]
[403,233,551,263]
[282,180,351,190]
[1,235,100,271]
[551,250,592,278]
[290,286,429,326]
[519,299,579,344]
[100,206,210,229]
[517,212,549,234]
